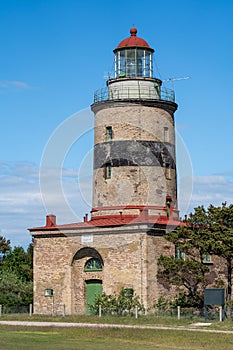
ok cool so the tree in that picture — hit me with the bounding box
[0,238,33,309]
[0,271,33,307]
[0,235,11,260]
[2,245,33,282]
[158,205,214,307]
[158,256,209,307]
[182,203,233,313]
[207,203,233,313]
[158,203,233,313]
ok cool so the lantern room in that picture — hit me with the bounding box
[113,27,154,78]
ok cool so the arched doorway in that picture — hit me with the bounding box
[86,279,102,314]
[71,247,104,314]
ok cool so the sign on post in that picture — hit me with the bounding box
[204,288,225,322]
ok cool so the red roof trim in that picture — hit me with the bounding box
[28,213,184,232]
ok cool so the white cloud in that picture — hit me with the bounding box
[1,161,233,248]
[185,174,233,215]
[0,80,30,90]
[0,161,92,248]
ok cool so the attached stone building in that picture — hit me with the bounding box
[29,28,183,315]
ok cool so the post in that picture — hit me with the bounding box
[52,296,54,316]
[0,305,2,317]
[99,304,102,318]
[177,306,181,320]
[29,304,33,316]
[62,304,66,317]
[219,305,223,322]
[135,306,138,319]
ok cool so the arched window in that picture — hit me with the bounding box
[84,258,103,272]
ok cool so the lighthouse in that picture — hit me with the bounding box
[91,27,178,219]
[30,28,181,315]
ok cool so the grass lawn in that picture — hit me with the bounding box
[0,325,233,350]
[1,313,233,330]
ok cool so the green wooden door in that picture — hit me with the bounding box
[86,279,102,314]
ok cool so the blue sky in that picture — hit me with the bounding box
[1,0,233,248]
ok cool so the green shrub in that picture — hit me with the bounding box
[90,288,144,316]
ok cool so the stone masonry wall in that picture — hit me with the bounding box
[94,104,175,145]
[92,103,177,210]
[93,166,176,209]
[33,227,230,315]
[33,228,150,315]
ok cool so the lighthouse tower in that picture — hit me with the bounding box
[30,28,181,315]
[91,27,178,219]
[92,28,177,220]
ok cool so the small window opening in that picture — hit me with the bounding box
[105,163,111,179]
[202,254,211,263]
[165,164,171,180]
[166,196,172,218]
[175,245,185,260]
[164,127,169,142]
[122,288,134,297]
[106,126,112,141]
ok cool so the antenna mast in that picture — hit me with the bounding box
[163,76,191,90]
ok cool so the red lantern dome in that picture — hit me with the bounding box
[116,27,153,50]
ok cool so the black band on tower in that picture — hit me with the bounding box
[94,140,176,169]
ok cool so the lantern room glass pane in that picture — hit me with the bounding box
[115,48,153,78]
[126,49,136,77]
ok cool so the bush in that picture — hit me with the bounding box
[90,288,144,316]
[154,296,171,312]
[171,291,204,309]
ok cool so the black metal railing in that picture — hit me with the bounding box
[93,85,175,103]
